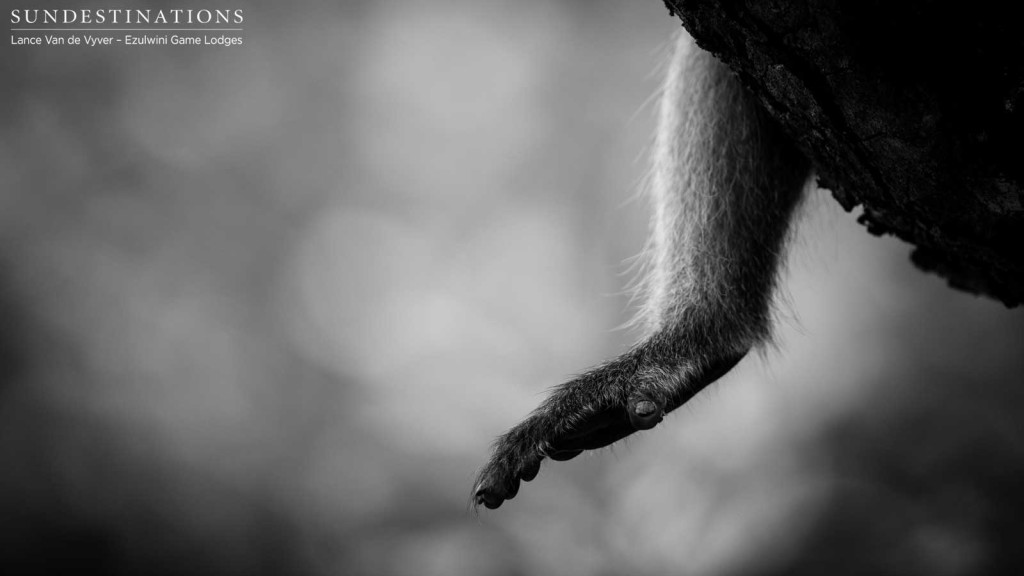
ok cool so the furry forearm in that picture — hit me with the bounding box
[473,31,812,510]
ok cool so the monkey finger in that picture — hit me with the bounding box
[548,414,634,452]
[575,418,635,450]
[520,457,541,482]
[546,448,583,461]
[545,409,615,445]
[477,491,503,509]
[474,478,505,509]
[504,477,520,499]
[474,472,523,508]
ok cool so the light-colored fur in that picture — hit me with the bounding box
[474,31,812,509]
[640,31,809,349]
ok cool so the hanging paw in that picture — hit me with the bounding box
[472,351,744,509]
[473,353,674,509]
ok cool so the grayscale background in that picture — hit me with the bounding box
[1,1,1022,575]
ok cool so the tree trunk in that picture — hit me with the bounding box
[665,0,1024,306]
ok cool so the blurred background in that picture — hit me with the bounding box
[1,1,1023,575]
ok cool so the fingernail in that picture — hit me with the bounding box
[634,400,658,416]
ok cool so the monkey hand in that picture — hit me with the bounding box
[473,349,744,509]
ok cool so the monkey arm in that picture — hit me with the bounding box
[473,32,811,510]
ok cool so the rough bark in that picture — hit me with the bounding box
[664,0,1024,306]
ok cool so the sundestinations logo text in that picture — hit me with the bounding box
[11,9,244,25]
[9,8,245,48]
